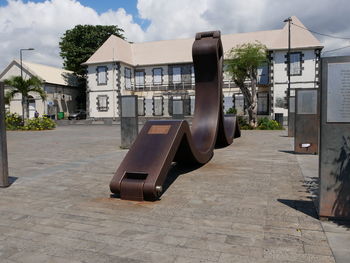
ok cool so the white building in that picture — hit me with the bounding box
[0,60,80,119]
[84,16,323,120]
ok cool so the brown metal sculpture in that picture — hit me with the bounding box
[110,31,241,201]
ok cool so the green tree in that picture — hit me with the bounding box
[59,25,125,77]
[59,25,125,109]
[225,42,268,128]
[4,76,46,121]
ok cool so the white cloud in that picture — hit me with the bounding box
[137,0,350,55]
[0,0,145,70]
[0,0,349,72]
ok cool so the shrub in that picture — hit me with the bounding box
[226,107,237,114]
[237,116,253,130]
[25,117,56,130]
[5,112,23,130]
[257,117,283,130]
[5,112,56,131]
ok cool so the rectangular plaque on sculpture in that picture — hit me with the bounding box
[327,62,350,123]
[297,89,317,115]
[121,96,137,118]
[148,125,171,135]
[319,56,350,219]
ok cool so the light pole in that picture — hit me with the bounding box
[20,48,34,79]
[284,17,292,124]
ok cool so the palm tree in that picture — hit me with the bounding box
[4,76,46,121]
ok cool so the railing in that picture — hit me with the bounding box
[128,80,239,92]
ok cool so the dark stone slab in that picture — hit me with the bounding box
[0,82,9,187]
[319,56,350,219]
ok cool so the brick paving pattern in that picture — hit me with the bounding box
[0,126,335,262]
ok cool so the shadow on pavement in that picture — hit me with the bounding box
[162,162,204,195]
[278,150,295,154]
[1,176,18,187]
[278,199,319,219]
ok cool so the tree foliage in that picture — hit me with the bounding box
[59,25,125,76]
[4,76,45,121]
[225,42,268,127]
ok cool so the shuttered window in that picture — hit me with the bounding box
[97,66,107,85]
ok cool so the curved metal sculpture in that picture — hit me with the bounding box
[110,31,241,201]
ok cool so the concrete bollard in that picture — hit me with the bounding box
[0,82,9,187]
[119,95,138,149]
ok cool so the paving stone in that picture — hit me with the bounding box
[0,127,339,262]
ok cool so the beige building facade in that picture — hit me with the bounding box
[0,60,79,119]
[84,16,323,120]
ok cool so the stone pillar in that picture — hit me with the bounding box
[0,82,9,187]
[120,95,138,149]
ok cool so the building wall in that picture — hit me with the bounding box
[87,62,119,118]
[272,49,318,116]
[5,84,79,118]
[86,48,318,118]
[1,63,79,118]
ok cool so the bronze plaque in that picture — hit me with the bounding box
[148,125,171,134]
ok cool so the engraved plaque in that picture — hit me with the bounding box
[121,96,137,117]
[297,90,317,115]
[148,125,171,134]
[173,99,183,115]
[289,97,295,113]
[327,62,350,122]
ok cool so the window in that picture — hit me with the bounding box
[257,63,269,85]
[191,66,195,84]
[97,95,108,111]
[153,68,162,85]
[97,66,107,85]
[290,52,302,75]
[135,70,145,88]
[153,96,163,116]
[257,92,269,115]
[172,67,181,83]
[234,94,245,115]
[124,68,131,89]
[138,97,145,116]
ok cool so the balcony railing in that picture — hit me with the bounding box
[128,80,239,92]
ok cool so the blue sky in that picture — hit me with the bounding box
[0,0,150,29]
[0,0,137,13]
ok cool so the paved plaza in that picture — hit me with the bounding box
[0,125,348,262]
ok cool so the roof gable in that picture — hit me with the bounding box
[0,60,77,86]
[84,35,133,65]
[84,16,323,66]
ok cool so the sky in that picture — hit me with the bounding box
[0,0,350,70]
